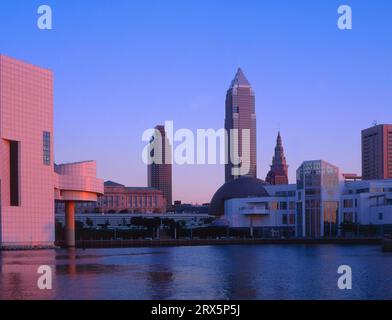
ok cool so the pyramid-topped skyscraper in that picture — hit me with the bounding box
[225,68,257,182]
[229,67,251,87]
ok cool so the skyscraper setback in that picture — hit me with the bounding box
[362,124,392,180]
[148,125,173,208]
[225,68,257,182]
[266,132,289,185]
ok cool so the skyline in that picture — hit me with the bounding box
[1,0,391,203]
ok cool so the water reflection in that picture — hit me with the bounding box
[0,245,391,300]
[66,248,77,276]
[0,250,57,299]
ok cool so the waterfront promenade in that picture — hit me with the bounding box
[53,238,383,249]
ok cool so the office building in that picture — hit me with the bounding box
[99,181,166,213]
[56,180,167,213]
[148,125,172,208]
[362,124,392,180]
[225,68,257,182]
[339,179,392,235]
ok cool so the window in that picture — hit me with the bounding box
[343,199,354,208]
[356,188,369,194]
[379,212,383,221]
[270,202,278,210]
[280,202,288,210]
[10,141,20,206]
[305,189,321,196]
[134,196,138,207]
[108,196,113,207]
[282,214,288,225]
[43,131,51,165]
[344,212,353,222]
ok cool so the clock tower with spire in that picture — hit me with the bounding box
[266,131,289,185]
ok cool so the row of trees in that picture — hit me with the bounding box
[81,208,164,214]
[339,222,387,237]
[55,220,388,242]
[55,216,227,241]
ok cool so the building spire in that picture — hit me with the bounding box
[266,131,289,185]
[230,68,251,88]
[277,131,282,147]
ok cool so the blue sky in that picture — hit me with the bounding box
[1,0,391,203]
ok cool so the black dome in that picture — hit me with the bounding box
[209,177,269,216]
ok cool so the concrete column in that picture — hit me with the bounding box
[65,201,76,248]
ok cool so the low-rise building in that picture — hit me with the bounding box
[170,201,210,214]
[339,179,392,235]
[225,185,296,238]
[56,180,167,214]
[214,160,392,238]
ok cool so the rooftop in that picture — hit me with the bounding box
[229,68,251,88]
[104,181,159,191]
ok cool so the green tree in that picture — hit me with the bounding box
[86,217,94,228]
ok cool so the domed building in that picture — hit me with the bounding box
[209,177,269,216]
[209,177,297,238]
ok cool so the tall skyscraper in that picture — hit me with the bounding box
[266,131,289,185]
[148,125,172,208]
[225,68,257,182]
[362,124,392,180]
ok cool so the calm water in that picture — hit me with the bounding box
[0,245,391,300]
